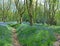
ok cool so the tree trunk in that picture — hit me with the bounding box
[14,0,25,24]
[29,12,33,26]
[26,0,33,26]
[20,15,22,24]
[2,0,5,22]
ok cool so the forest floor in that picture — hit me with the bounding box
[10,26,60,46]
[12,28,21,46]
[11,28,60,46]
[53,33,60,46]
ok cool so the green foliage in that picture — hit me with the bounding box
[10,23,21,29]
[48,26,60,34]
[17,24,56,46]
[55,11,60,25]
[0,25,12,46]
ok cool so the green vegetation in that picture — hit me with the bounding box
[15,24,56,46]
[48,26,60,34]
[0,0,60,46]
[0,23,60,46]
[0,25,12,46]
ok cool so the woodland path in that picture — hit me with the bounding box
[12,28,22,46]
[53,33,60,46]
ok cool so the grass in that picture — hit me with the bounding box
[48,26,60,34]
[0,25,12,46]
[16,24,56,46]
[0,23,60,46]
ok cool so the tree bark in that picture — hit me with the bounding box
[26,0,33,26]
[2,0,5,22]
[14,0,25,24]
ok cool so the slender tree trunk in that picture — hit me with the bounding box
[2,0,5,22]
[48,0,57,25]
[26,0,33,26]
[14,0,25,24]
[47,0,52,25]
[20,15,22,24]
[29,12,33,26]
[44,0,46,24]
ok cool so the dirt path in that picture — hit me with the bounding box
[12,28,21,46]
[53,33,60,46]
